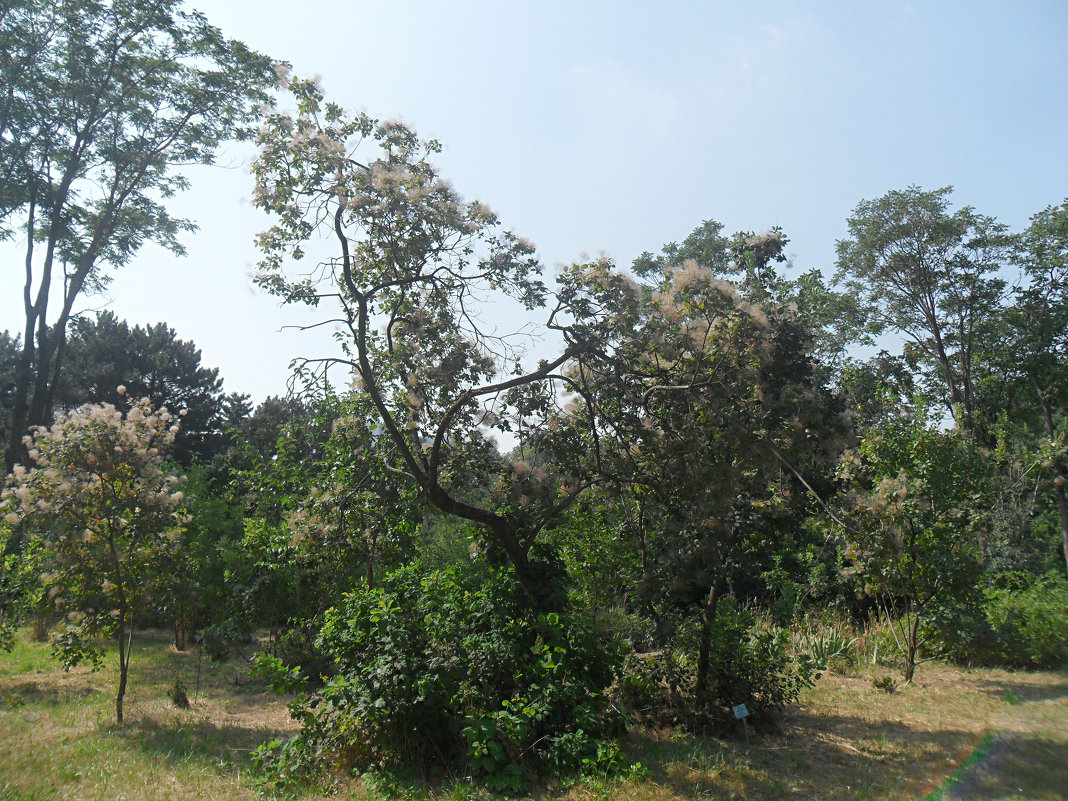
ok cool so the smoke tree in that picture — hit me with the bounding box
[556,228,846,717]
[248,77,657,786]
[1,395,185,723]
[252,76,607,607]
[837,419,988,682]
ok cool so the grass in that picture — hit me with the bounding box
[0,629,1065,800]
[0,627,297,800]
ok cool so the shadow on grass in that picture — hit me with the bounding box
[112,714,289,772]
[626,711,984,801]
[101,709,290,777]
[968,673,1068,704]
[932,732,1068,800]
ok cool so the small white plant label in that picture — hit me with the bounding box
[733,703,749,719]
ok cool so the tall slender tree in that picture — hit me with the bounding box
[834,186,1013,439]
[2,0,275,471]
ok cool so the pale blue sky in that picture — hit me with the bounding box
[4,1,1066,402]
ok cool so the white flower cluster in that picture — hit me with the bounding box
[1,396,185,533]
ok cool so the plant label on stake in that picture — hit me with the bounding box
[734,703,750,743]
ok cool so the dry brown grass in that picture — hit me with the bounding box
[556,665,1068,801]
[0,629,1065,800]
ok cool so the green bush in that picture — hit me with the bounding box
[0,529,52,646]
[796,623,859,672]
[986,573,1068,668]
[696,600,817,722]
[254,560,627,793]
[616,600,816,730]
[250,652,308,694]
[925,572,1068,669]
[198,619,248,662]
[272,623,334,687]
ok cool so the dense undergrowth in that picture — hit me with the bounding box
[254,562,628,795]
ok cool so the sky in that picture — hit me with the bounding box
[3,0,1067,403]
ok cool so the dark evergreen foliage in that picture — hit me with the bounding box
[56,312,225,464]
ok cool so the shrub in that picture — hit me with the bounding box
[616,600,816,731]
[796,622,859,673]
[250,652,308,694]
[0,522,22,651]
[0,397,186,724]
[1,531,53,644]
[254,560,626,793]
[985,573,1068,668]
[272,623,334,687]
[198,619,247,662]
[693,600,817,723]
[924,572,1068,669]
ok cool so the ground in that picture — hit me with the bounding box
[0,629,1064,800]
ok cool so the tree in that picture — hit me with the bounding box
[222,395,332,516]
[221,393,418,650]
[284,395,420,594]
[150,461,242,650]
[837,351,917,430]
[560,227,847,714]
[1007,201,1068,577]
[0,396,185,723]
[252,77,605,607]
[247,77,651,786]
[56,312,225,463]
[837,419,988,682]
[834,186,1014,438]
[2,0,276,471]
[636,221,857,372]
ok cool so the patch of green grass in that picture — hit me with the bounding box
[0,630,59,678]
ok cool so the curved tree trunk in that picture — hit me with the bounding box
[116,615,133,725]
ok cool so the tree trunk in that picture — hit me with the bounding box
[635,496,651,590]
[924,315,969,433]
[173,617,187,651]
[116,617,131,725]
[1054,483,1068,582]
[903,612,919,683]
[7,339,34,472]
[695,572,727,697]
